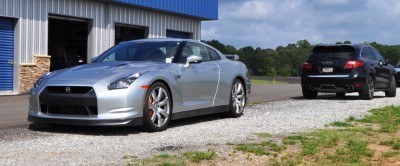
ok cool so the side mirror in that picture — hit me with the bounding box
[90,56,98,63]
[378,60,384,66]
[233,54,240,61]
[185,55,202,67]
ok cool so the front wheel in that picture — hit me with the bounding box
[227,79,246,117]
[142,82,172,132]
[359,75,374,100]
[385,75,396,97]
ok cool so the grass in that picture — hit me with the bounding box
[183,150,216,162]
[250,79,287,85]
[382,151,400,157]
[380,138,400,150]
[126,150,216,166]
[330,121,354,127]
[125,105,400,165]
[235,144,269,156]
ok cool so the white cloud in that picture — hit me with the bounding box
[202,0,400,49]
[230,1,275,20]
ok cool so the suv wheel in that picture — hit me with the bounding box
[302,87,318,99]
[385,75,396,97]
[359,75,374,100]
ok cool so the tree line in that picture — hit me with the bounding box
[202,39,400,77]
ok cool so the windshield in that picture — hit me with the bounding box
[309,46,356,60]
[94,41,181,63]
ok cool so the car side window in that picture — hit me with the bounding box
[180,43,211,63]
[207,48,221,61]
[372,48,385,63]
[361,47,376,61]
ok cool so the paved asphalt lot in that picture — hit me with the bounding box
[0,84,302,129]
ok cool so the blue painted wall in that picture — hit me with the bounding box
[112,0,218,20]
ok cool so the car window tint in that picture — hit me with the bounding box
[361,47,376,60]
[309,46,355,60]
[207,48,221,61]
[180,43,211,63]
[372,48,385,62]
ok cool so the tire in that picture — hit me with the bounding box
[359,75,374,100]
[385,75,396,97]
[302,87,318,99]
[227,79,246,118]
[336,93,345,98]
[142,82,172,132]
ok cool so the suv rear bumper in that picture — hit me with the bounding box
[302,75,366,93]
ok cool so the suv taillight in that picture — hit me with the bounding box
[344,60,364,69]
[303,62,312,70]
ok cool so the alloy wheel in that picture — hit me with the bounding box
[368,77,374,97]
[232,82,245,114]
[147,87,170,127]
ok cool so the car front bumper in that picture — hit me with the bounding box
[28,82,147,126]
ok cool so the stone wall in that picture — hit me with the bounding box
[19,55,51,93]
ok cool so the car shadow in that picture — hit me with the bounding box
[291,94,386,100]
[28,123,141,136]
[27,113,230,136]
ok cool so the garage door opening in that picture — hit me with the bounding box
[115,24,147,45]
[166,30,192,39]
[48,16,89,71]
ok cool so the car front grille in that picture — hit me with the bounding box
[40,105,98,116]
[39,86,98,116]
[45,86,93,94]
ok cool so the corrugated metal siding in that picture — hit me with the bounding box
[0,18,14,91]
[113,0,218,20]
[0,0,202,64]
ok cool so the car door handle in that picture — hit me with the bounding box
[8,60,14,65]
[211,67,218,71]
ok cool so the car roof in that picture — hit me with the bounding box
[315,43,370,49]
[122,38,198,43]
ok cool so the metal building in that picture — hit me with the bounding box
[0,0,218,94]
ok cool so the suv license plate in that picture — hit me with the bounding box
[322,67,333,73]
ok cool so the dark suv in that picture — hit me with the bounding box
[301,44,397,100]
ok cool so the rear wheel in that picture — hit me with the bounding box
[143,82,172,132]
[228,79,246,118]
[336,93,345,98]
[302,87,318,99]
[385,75,396,97]
[359,75,374,100]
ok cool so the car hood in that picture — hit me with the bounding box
[46,61,167,85]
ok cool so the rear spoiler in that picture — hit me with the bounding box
[225,54,240,61]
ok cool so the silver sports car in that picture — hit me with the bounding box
[28,39,251,131]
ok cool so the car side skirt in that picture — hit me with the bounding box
[171,105,229,120]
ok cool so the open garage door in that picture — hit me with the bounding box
[115,24,147,44]
[166,30,192,39]
[0,18,14,93]
[48,15,89,71]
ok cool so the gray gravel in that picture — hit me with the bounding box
[1,90,399,165]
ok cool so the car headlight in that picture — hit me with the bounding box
[34,72,52,88]
[108,72,148,90]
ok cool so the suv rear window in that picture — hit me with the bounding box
[309,46,356,60]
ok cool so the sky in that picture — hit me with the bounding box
[201,0,400,49]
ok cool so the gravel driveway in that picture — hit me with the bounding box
[1,90,399,165]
